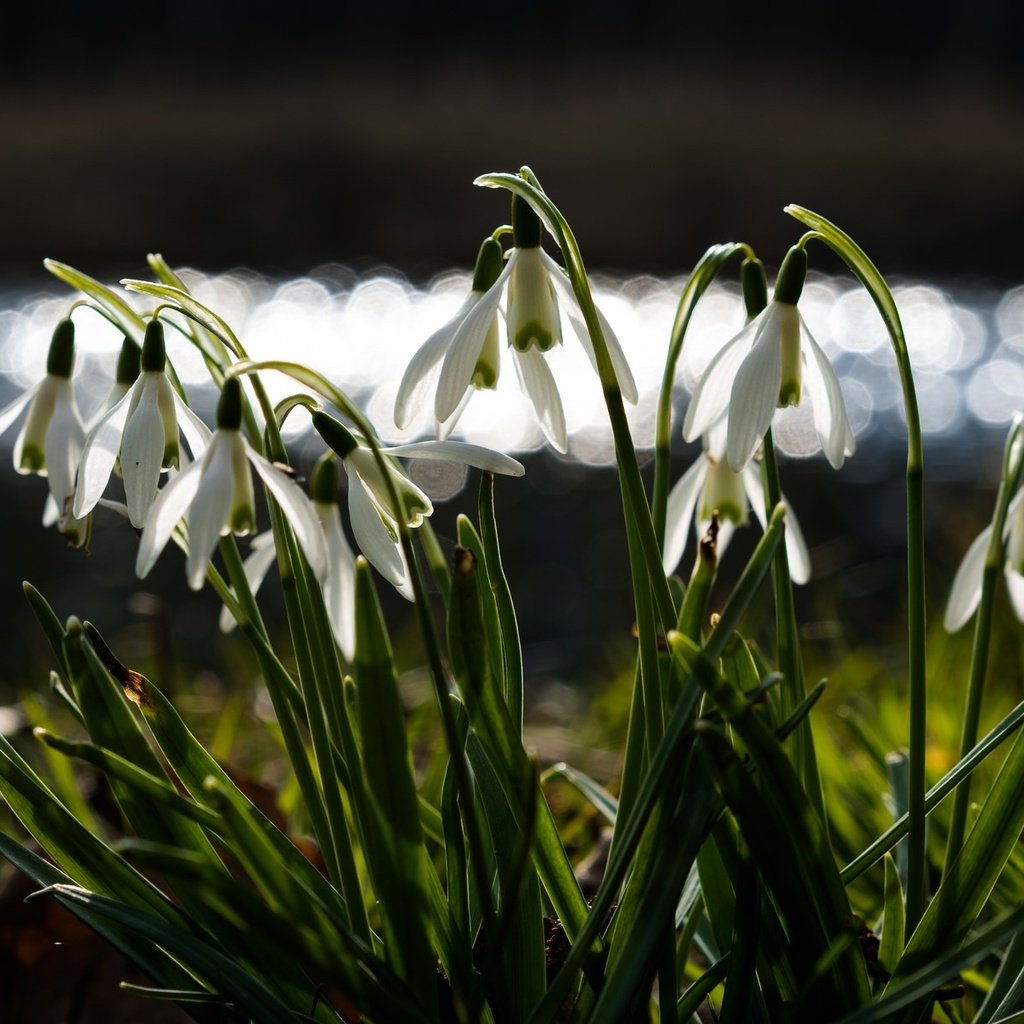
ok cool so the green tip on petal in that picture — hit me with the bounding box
[741,257,769,319]
[115,336,142,386]
[216,377,244,430]
[46,319,75,378]
[310,453,340,503]
[18,444,45,473]
[312,410,359,459]
[511,194,542,249]
[141,320,167,373]
[472,237,505,292]
[773,246,808,306]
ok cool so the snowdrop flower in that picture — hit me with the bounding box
[944,488,1024,632]
[220,457,361,660]
[398,197,638,453]
[683,246,855,472]
[90,335,141,428]
[313,410,523,590]
[663,421,810,583]
[136,378,326,590]
[395,236,504,439]
[0,318,91,545]
[75,320,212,528]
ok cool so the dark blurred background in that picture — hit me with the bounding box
[1,2,1022,692]
[3,1,1023,284]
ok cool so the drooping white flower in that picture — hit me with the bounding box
[0,318,92,545]
[944,489,1024,632]
[219,457,361,660]
[683,246,855,472]
[398,198,638,453]
[136,378,326,591]
[663,421,810,584]
[75,320,211,528]
[395,236,504,440]
[314,410,523,590]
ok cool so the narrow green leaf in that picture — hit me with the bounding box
[0,835,204,1005]
[674,630,870,1012]
[886,725,1024,1006]
[467,733,546,1023]
[23,582,71,678]
[833,905,1024,1024]
[44,885,308,1024]
[975,931,1024,1023]
[479,472,525,731]
[0,734,183,925]
[354,559,437,1017]
[448,545,591,944]
[44,259,147,341]
[456,514,506,706]
[879,853,906,981]
[542,762,618,824]
[842,698,1024,883]
[718,839,762,1024]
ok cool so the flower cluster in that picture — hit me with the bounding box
[2,304,523,660]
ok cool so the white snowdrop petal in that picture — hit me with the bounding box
[320,504,358,659]
[1006,568,1024,624]
[511,347,567,453]
[663,455,708,574]
[347,473,406,587]
[682,317,761,443]
[0,381,40,437]
[248,447,328,582]
[726,317,783,471]
[782,499,812,585]
[435,258,513,421]
[74,386,134,517]
[172,387,213,459]
[185,437,235,590]
[121,378,167,527]
[802,318,855,469]
[383,440,524,477]
[219,532,279,633]
[135,457,205,579]
[944,526,991,632]
[395,294,476,429]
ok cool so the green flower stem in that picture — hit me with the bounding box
[479,473,523,734]
[653,242,751,546]
[216,536,339,883]
[475,170,677,633]
[944,418,1024,868]
[626,510,665,750]
[261,503,355,908]
[786,204,928,935]
[760,429,825,821]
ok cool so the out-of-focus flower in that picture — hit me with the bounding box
[663,421,810,583]
[944,490,1024,632]
[683,246,854,472]
[75,320,211,528]
[136,378,325,590]
[0,318,92,545]
[397,198,637,453]
[314,410,523,589]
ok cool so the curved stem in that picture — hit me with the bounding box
[944,418,1024,868]
[476,170,677,633]
[786,204,928,934]
[653,242,750,546]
